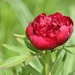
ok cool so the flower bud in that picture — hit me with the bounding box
[26,12,73,50]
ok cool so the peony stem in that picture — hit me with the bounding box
[45,50,50,75]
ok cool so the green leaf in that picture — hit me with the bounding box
[3,44,30,55]
[13,33,25,38]
[51,50,65,75]
[0,55,27,70]
[68,70,75,75]
[16,38,25,46]
[4,69,14,75]
[51,51,56,63]
[62,51,75,75]
[0,70,5,75]
[21,65,41,75]
[13,34,38,54]
[64,46,75,55]
[25,55,33,65]
[29,56,43,73]
[16,37,36,54]
[15,64,23,74]
[24,37,42,54]
[51,57,63,75]
[21,66,30,75]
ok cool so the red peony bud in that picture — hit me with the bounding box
[26,12,73,50]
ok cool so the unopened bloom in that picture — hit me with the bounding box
[26,12,73,50]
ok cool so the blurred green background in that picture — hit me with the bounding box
[0,0,75,75]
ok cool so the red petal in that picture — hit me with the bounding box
[56,26,69,45]
[30,35,57,50]
[26,23,34,38]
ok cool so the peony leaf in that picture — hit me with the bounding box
[15,64,23,74]
[0,70,5,75]
[3,44,30,55]
[51,50,65,75]
[25,55,33,65]
[51,57,64,75]
[68,70,75,75]
[21,65,41,75]
[64,46,75,54]
[29,56,43,73]
[51,51,56,63]
[16,37,36,54]
[13,33,25,38]
[13,34,40,54]
[16,37,25,46]
[62,48,75,75]
[21,56,43,75]
[0,55,27,70]
[24,37,42,54]
[4,69,14,75]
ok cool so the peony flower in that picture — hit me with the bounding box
[26,12,73,50]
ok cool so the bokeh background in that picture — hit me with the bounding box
[0,0,75,75]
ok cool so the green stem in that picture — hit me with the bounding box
[45,51,50,75]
